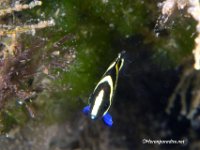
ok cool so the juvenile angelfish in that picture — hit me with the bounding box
[82,51,125,127]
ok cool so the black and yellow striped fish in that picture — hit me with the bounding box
[82,51,126,127]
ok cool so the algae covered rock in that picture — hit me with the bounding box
[0,0,199,150]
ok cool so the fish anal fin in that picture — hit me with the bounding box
[82,105,90,115]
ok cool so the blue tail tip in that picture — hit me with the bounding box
[102,113,113,127]
[82,105,90,115]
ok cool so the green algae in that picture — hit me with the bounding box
[0,0,196,132]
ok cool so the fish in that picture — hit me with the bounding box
[82,51,126,127]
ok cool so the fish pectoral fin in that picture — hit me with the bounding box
[82,105,90,115]
[102,112,113,127]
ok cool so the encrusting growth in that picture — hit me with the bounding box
[0,19,55,37]
[157,0,200,70]
[159,0,200,129]
[0,0,42,17]
[0,0,55,110]
[187,0,200,70]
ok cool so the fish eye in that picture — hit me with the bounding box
[118,53,121,59]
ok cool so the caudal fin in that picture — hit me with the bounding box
[102,112,113,127]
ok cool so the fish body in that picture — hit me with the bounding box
[82,51,125,127]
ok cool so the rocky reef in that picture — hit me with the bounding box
[0,0,200,150]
